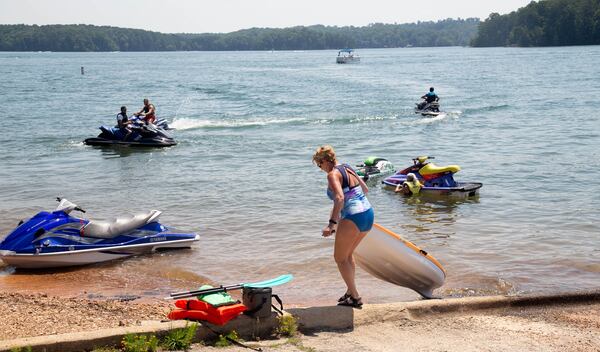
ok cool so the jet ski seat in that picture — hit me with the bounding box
[82,210,162,238]
[420,163,461,175]
[363,157,387,166]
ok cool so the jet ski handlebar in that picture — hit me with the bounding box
[56,197,86,213]
[413,156,434,164]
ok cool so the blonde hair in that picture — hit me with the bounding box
[312,145,337,165]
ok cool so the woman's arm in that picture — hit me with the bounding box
[323,170,344,237]
[327,170,344,222]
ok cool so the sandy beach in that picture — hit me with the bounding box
[1,290,599,351]
[0,292,170,340]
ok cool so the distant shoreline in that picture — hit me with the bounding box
[4,45,600,53]
[1,46,466,53]
[3,0,597,51]
[0,20,479,52]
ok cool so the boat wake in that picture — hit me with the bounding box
[409,111,461,125]
[311,114,400,125]
[170,113,401,131]
[412,113,447,125]
[169,117,307,130]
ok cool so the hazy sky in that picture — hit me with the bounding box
[0,0,533,33]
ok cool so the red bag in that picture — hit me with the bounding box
[168,299,247,325]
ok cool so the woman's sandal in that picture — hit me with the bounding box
[338,296,363,308]
[338,292,351,303]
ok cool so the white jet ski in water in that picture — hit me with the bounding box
[415,100,442,117]
[355,157,396,184]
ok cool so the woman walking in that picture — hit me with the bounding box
[313,145,374,308]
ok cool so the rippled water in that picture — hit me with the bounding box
[0,47,599,304]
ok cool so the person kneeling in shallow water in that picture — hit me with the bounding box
[313,145,374,308]
[395,173,423,196]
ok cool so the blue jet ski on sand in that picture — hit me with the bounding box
[0,198,199,269]
[84,117,176,147]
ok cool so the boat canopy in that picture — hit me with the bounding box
[338,48,354,54]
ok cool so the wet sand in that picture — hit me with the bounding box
[0,256,213,300]
[0,257,525,309]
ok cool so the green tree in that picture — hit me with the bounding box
[0,19,480,51]
[472,0,600,47]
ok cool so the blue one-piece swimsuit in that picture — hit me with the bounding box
[327,164,374,232]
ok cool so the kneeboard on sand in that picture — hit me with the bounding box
[354,223,446,298]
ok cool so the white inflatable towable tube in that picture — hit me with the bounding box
[354,223,446,298]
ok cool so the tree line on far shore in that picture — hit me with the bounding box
[0,19,479,52]
[3,0,599,52]
[471,0,600,47]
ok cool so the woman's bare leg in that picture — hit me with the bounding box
[334,219,363,298]
[348,230,368,284]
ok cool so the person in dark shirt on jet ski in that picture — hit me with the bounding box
[116,106,133,140]
[418,87,439,110]
[134,98,156,125]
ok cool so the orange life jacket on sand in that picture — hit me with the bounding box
[167,299,247,326]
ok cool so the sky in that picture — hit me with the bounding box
[0,0,533,33]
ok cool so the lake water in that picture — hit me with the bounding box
[0,47,599,304]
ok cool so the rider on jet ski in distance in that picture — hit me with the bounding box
[116,106,132,140]
[134,98,156,125]
[84,102,176,147]
[418,87,439,110]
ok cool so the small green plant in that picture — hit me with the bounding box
[287,337,316,352]
[298,344,317,352]
[121,333,158,352]
[10,347,32,352]
[214,330,240,348]
[276,314,298,337]
[161,323,198,351]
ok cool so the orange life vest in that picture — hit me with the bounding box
[167,299,247,326]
